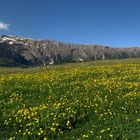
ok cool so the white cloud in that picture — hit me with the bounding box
[0,21,10,30]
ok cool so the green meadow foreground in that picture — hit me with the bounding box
[0,59,140,140]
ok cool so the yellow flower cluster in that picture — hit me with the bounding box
[0,59,140,139]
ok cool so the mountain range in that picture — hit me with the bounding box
[0,35,140,66]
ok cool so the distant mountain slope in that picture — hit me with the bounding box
[0,35,140,66]
[0,58,20,67]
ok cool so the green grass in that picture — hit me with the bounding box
[0,58,21,67]
[0,59,140,140]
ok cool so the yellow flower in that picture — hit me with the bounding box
[66,120,70,126]
[137,118,140,122]
[38,132,41,136]
[50,127,56,132]
[107,128,110,131]
[109,134,113,137]
[100,129,105,133]
[90,130,93,133]
[83,134,88,138]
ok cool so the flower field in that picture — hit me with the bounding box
[0,59,140,140]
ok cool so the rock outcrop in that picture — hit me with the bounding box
[0,35,140,66]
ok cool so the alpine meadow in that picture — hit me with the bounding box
[0,59,140,140]
[1,0,140,139]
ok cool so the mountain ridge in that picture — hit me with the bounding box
[0,35,140,66]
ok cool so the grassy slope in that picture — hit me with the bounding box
[0,58,21,68]
[0,59,140,140]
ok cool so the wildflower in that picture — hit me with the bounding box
[100,129,105,133]
[137,119,140,122]
[66,120,70,126]
[83,134,88,138]
[90,130,93,133]
[38,132,41,136]
[109,134,113,137]
[50,127,56,132]
[107,128,110,131]
[9,137,13,140]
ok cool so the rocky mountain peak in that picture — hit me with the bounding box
[0,35,140,66]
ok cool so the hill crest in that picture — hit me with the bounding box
[0,35,140,66]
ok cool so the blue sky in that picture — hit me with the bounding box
[0,0,140,47]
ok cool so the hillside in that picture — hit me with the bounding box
[0,59,140,139]
[0,35,140,66]
[0,58,21,67]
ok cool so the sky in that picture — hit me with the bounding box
[0,0,140,48]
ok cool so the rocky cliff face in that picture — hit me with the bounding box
[0,35,140,66]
